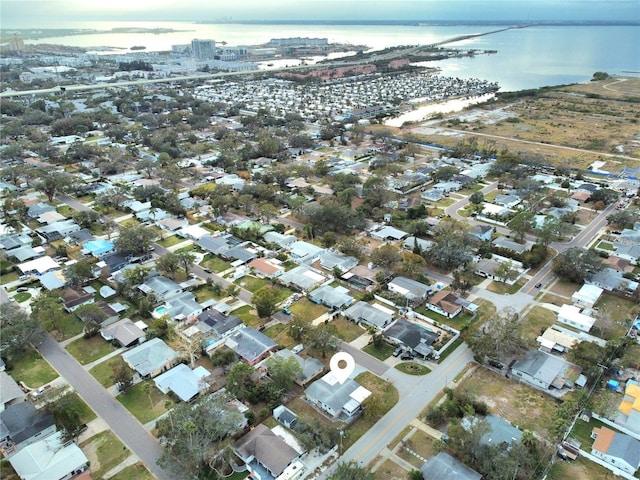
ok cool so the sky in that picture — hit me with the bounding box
[1,0,639,26]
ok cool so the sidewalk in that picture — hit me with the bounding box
[83,346,126,371]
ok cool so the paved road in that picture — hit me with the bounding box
[341,342,389,377]
[35,334,172,480]
[320,343,474,478]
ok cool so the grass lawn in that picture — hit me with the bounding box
[108,463,155,480]
[595,294,639,323]
[547,455,618,480]
[231,305,261,328]
[56,204,75,217]
[157,235,183,248]
[362,342,394,361]
[7,347,58,388]
[13,292,31,302]
[200,255,232,273]
[486,278,526,295]
[395,362,431,375]
[89,356,131,388]
[1,270,19,284]
[437,336,464,362]
[289,298,328,322]
[80,431,130,480]
[42,312,84,341]
[373,458,410,480]
[596,240,614,251]
[457,366,558,438]
[56,392,97,425]
[262,323,295,347]
[193,284,226,303]
[396,430,436,468]
[345,372,399,450]
[287,397,337,429]
[235,275,270,293]
[569,417,606,447]
[331,316,365,342]
[540,292,568,307]
[66,336,117,365]
[119,218,141,227]
[551,280,580,298]
[117,380,172,424]
[522,306,557,344]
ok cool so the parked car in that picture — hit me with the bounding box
[292,344,304,354]
[535,282,542,288]
[400,352,413,361]
[203,268,212,274]
[282,307,292,315]
[258,324,266,331]
[392,347,403,357]
[488,359,504,369]
[16,287,29,293]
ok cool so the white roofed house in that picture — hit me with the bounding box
[263,231,297,249]
[308,284,354,310]
[279,264,329,292]
[121,338,178,378]
[557,304,596,333]
[305,372,371,419]
[225,327,277,366]
[370,226,408,242]
[154,364,211,402]
[571,284,603,308]
[317,250,358,273]
[388,276,431,304]
[343,301,394,330]
[287,241,324,264]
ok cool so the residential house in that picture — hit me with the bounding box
[287,241,324,264]
[611,242,640,266]
[419,452,482,480]
[494,194,521,208]
[225,327,277,366]
[536,327,578,354]
[343,301,394,330]
[100,318,146,347]
[0,372,24,412]
[234,424,303,480]
[587,268,639,295]
[198,309,243,340]
[61,287,94,312]
[388,276,431,303]
[81,239,114,257]
[403,237,433,252]
[305,372,371,419]
[383,319,439,358]
[36,220,80,241]
[27,203,55,219]
[426,290,462,318]
[370,225,408,242]
[421,188,444,202]
[279,264,328,292]
[317,250,358,273]
[571,284,604,309]
[591,426,640,475]
[461,414,523,447]
[7,246,44,263]
[17,256,59,276]
[273,405,298,429]
[0,233,32,251]
[158,217,188,232]
[121,338,178,378]
[37,211,65,225]
[249,258,284,279]
[38,270,66,291]
[432,181,462,193]
[159,291,204,321]
[492,237,530,255]
[341,264,377,292]
[470,224,493,242]
[221,245,257,265]
[308,284,354,310]
[557,304,596,333]
[154,364,211,402]
[138,276,182,303]
[0,402,56,452]
[618,380,640,435]
[263,231,297,249]
[197,234,235,256]
[267,349,324,386]
[8,431,89,480]
[510,350,581,391]
[100,252,131,274]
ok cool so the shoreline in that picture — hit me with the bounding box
[385,93,496,127]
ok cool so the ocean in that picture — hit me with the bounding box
[14,21,640,92]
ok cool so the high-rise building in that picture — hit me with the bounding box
[191,39,216,60]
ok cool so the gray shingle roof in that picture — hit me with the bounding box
[420,452,482,480]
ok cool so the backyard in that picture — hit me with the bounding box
[66,336,117,365]
[193,284,226,303]
[230,305,261,328]
[200,254,232,273]
[331,316,366,342]
[522,305,557,344]
[6,347,58,388]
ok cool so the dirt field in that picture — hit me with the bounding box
[409,77,640,173]
[457,367,559,438]
[373,458,410,480]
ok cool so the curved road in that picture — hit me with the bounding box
[35,334,172,480]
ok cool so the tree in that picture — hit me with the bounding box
[469,191,484,204]
[64,259,94,286]
[590,188,618,205]
[507,211,535,242]
[266,355,303,392]
[288,317,312,342]
[114,225,155,255]
[607,208,638,230]
[431,165,459,182]
[73,210,100,229]
[35,169,72,202]
[336,236,367,260]
[252,287,279,319]
[428,219,472,270]
[408,470,423,480]
[30,292,67,338]
[122,265,151,286]
[0,302,44,359]
[226,362,255,401]
[493,262,519,283]
[157,392,244,477]
[467,307,528,362]
[371,244,401,269]
[308,323,339,358]
[157,252,180,279]
[552,247,604,283]
[329,461,375,480]
[48,392,86,441]
[399,252,426,279]
[114,364,133,392]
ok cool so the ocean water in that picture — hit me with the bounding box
[13,21,640,91]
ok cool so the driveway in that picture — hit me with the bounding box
[35,334,173,480]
